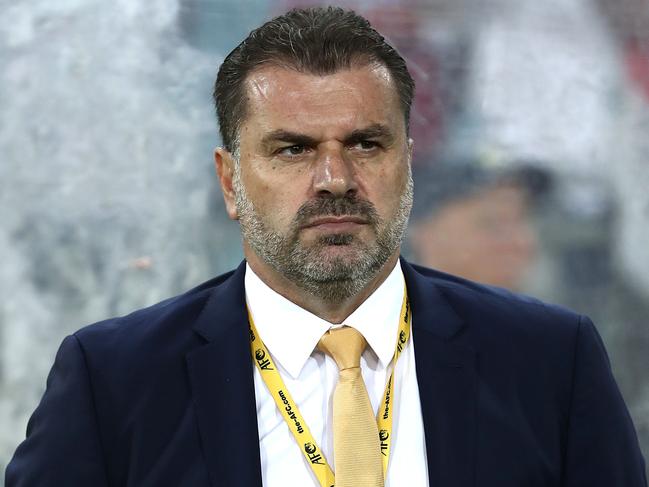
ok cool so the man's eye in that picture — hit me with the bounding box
[278,145,307,156]
[351,140,379,151]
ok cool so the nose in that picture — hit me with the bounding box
[312,146,358,197]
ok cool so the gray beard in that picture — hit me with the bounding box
[232,163,413,303]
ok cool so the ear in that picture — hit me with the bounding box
[214,147,239,220]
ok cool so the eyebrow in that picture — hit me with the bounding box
[260,130,318,149]
[345,124,395,145]
[260,123,396,149]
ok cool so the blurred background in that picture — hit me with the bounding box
[1,0,648,479]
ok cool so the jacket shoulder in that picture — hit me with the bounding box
[408,262,583,340]
[72,268,237,360]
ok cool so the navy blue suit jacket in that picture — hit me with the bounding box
[6,260,647,486]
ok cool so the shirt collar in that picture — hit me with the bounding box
[344,261,404,369]
[245,260,404,379]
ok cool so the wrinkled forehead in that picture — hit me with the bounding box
[239,62,405,137]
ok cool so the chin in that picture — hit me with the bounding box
[316,244,364,262]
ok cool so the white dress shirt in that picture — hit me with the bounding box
[245,260,430,486]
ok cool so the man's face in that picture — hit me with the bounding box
[217,63,413,300]
[410,184,537,290]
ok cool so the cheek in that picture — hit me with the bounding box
[370,166,408,208]
[251,182,305,227]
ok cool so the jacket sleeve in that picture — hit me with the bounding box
[562,315,648,486]
[5,335,110,486]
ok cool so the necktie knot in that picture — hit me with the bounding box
[318,326,367,371]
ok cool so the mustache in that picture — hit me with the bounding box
[294,194,380,227]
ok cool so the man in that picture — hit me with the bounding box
[5,7,647,486]
[408,161,551,291]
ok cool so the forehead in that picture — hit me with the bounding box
[240,63,405,139]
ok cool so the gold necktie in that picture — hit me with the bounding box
[318,326,384,487]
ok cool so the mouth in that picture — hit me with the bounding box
[301,215,369,231]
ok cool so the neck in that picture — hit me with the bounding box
[244,246,400,324]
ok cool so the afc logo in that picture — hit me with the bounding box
[304,442,324,465]
[255,349,273,370]
[249,326,256,342]
[379,429,389,456]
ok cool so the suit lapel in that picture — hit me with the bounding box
[185,259,477,486]
[402,260,477,487]
[186,262,263,487]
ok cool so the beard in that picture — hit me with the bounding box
[232,164,413,302]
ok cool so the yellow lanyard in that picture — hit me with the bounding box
[248,285,411,487]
